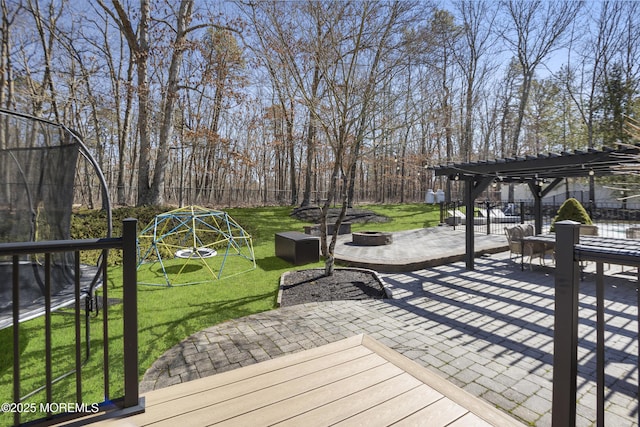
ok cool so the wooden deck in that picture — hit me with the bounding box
[79,335,524,426]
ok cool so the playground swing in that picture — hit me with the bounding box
[174,247,218,259]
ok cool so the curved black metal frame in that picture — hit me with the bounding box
[0,108,113,403]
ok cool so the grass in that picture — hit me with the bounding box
[354,203,441,231]
[0,203,440,425]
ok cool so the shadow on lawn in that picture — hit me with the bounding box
[0,327,29,375]
[255,255,301,271]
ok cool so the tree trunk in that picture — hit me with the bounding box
[150,0,193,206]
[105,0,152,206]
[301,64,321,207]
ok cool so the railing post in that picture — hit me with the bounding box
[122,218,139,408]
[552,220,581,427]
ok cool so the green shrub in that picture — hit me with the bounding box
[550,198,593,232]
[71,206,170,265]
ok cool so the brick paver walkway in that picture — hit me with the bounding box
[139,251,638,427]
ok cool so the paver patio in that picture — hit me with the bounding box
[140,247,638,426]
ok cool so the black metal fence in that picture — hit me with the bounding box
[439,200,640,239]
[553,221,640,427]
[0,219,141,426]
[100,184,431,209]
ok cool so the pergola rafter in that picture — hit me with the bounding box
[431,143,640,270]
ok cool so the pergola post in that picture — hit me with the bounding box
[528,178,563,235]
[465,180,475,270]
[528,181,544,235]
[464,176,493,270]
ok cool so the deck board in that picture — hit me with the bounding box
[218,364,407,427]
[137,353,389,425]
[143,335,367,406]
[81,334,525,427]
[391,398,468,426]
[187,362,399,426]
[448,413,494,426]
[331,384,444,426]
[274,373,422,426]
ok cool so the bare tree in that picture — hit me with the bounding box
[499,0,582,156]
[245,1,324,207]
[4,0,640,209]
[184,25,245,204]
[102,26,136,206]
[428,9,459,166]
[147,0,196,206]
[561,1,625,203]
[249,24,298,204]
[0,0,21,114]
[311,1,414,274]
[98,0,152,205]
[452,0,497,163]
[246,0,414,274]
[602,1,640,141]
[99,0,227,206]
[24,0,64,120]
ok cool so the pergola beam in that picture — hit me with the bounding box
[433,145,639,182]
[431,143,639,270]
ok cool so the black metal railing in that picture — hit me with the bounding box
[0,218,141,426]
[552,221,640,427]
[438,201,526,235]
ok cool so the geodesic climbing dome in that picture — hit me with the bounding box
[137,206,256,286]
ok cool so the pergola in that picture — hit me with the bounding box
[431,144,640,270]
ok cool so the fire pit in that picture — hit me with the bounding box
[352,231,393,246]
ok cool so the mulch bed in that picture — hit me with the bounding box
[279,268,387,307]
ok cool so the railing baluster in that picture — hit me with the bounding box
[596,262,605,427]
[45,253,53,418]
[102,249,110,400]
[74,251,82,403]
[12,255,20,427]
[85,271,91,363]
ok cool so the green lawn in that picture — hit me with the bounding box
[0,203,440,425]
